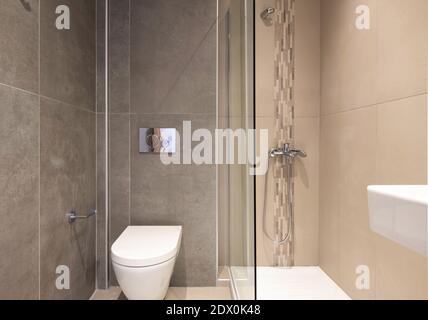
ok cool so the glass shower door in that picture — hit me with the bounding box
[218,0,255,300]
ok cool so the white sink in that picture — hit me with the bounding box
[368,185,428,256]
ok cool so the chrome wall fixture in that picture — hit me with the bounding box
[66,209,97,224]
[263,143,307,247]
[139,128,177,154]
[261,7,276,25]
[266,144,307,244]
[270,143,307,160]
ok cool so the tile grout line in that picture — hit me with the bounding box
[105,0,110,289]
[0,82,39,97]
[215,0,219,281]
[320,92,428,118]
[38,94,97,114]
[99,112,218,117]
[0,81,97,115]
[95,0,99,292]
[129,0,132,229]
[374,0,379,299]
[256,114,320,119]
[38,0,41,301]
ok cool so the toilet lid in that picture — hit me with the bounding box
[111,226,182,267]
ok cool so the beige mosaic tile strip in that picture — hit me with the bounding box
[273,0,295,267]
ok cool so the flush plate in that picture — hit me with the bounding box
[139,128,176,154]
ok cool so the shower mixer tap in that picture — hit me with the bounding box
[270,143,307,159]
[263,143,307,248]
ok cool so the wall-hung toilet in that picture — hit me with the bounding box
[111,226,182,300]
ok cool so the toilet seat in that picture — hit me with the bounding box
[111,226,182,267]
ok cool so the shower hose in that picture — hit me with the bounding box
[262,157,294,245]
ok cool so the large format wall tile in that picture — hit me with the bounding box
[130,114,217,286]
[319,113,341,280]
[131,0,217,115]
[40,98,95,300]
[338,107,377,234]
[96,114,107,289]
[321,0,377,115]
[0,0,39,93]
[96,0,106,114]
[375,234,428,300]
[339,221,376,300]
[124,0,217,287]
[158,27,217,116]
[376,95,427,185]
[108,114,131,286]
[320,107,378,298]
[331,106,377,299]
[255,0,275,118]
[40,0,96,111]
[0,0,97,299]
[377,0,428,103]
[320,102,427,299]
[294,117,320,266]
[320,0,428,300]
[0,86,39,299]
[95,0,107,287]
[109,114,130,253]
[109,0,130,114]
[295,0,321,118]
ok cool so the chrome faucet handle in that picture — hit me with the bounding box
[291,149,307,158]
[269,143,307,159]
[269,147,284,158]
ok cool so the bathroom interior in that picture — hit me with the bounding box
[0,0,427,300]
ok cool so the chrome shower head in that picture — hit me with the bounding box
[261,7,276,24]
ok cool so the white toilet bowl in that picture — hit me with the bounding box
[111,226,182,300]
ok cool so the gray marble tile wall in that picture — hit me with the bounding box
[95,0,107,289]
[96,0,131,287]
[96,0,218,287]
[0,0,97,299]
[131,0,217,286]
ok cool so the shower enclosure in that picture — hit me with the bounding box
[255,0,428,301]
[101,0,257,298]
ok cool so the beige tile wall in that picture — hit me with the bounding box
[320,0,428,300]
[293,0,320,266]
[256,0,320,266]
